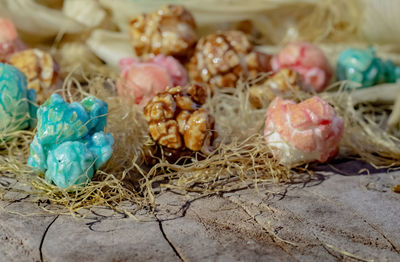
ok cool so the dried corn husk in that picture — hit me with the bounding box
[349,84,400,104]
[86,29,135,68]
[3,0,400,45]
[57,42,115,79]
[98,0,361,44]
[361,0,400,44]
[62,0,106,28]
[388,91,400,132]
[0,0,84,40]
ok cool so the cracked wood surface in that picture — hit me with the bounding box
[0,160,400,262]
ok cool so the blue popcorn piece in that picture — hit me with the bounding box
[337,47,399,88]
[46,141,95,189]
[85,131,114,170]
[27,136,46,171]
[80,96,108,134]
[27,89,38,127]
[0,63,37,133]
[28,94,114,189]
[36,94,90,145]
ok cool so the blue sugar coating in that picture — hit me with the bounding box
[80,96,108,134]
[27,89,38,127]
[0,63,37,133]
[85,131,114,170]
[28,94,114,189]
[337,47,399,88]
[45,141,95,189]
[36,94,90,145]
[27,135,47,172]
[36,94,110,145]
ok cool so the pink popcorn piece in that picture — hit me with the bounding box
[150,55,188,87]
[117,55,188,107]
[271,42,332,92]
[0,18,23,61]
[264,96,344,165]
[0,18,17,42]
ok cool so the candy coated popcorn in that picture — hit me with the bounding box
[45,141,96,189]
[0,18,23,61]
[336,47,399,88]
[264,96,344,165]
[117,55,188,107]
[28,94,113,188]
[188,30,270,88]
[129,5,197,57]
[0,18,17,43]
[144,84,215,162]
[0,63,37,133]
[249,68,301,109]
[9,49,58,103]
[271,42,332,92]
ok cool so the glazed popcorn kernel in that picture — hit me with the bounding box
[129,5,197,58]
[188,30,270,88]
[271,42,332,92]
[249,69,301,109]
[144,84,215,154]
[9,49,58,104]
[264,96,344,165]
[116,55,188,107]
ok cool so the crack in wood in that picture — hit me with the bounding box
[155,215,186,262]
[151,194,216,262]
[84,209,127,233]
[39,215,59,262]
[3,194,30,208]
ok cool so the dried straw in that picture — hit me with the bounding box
[1,72,400,216]
[0,75,150,216]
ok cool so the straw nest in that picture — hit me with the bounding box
[1,71,400,217]
[1,0,400,216]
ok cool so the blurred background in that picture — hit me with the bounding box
[1,0,400,71]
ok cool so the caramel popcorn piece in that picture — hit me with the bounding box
[144,84,215,159]
[249,69,301,109]
[130,5,197,58]
[9,49,58,104]
[188,30,270,88]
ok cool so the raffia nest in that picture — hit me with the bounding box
[1,70,400,217]
[1,0,400,216]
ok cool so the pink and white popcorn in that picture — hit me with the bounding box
[271,42,332,92]
[116,55,188,107]
[0,18,24,61]
[264,96,344,165]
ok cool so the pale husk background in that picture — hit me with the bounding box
[0,0,400,215]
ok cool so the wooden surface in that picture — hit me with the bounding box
[1,160,400,262]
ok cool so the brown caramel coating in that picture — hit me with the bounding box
[144,84,215,156]
[9,49,58,104]
[188,30,270,88]
[184,108,214,151]
[249,69,301,109]
[130,5,197,58]
[235,20,261,40]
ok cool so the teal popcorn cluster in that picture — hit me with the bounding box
[0,63,37,133]
[28,94,114,188]
[337,47,400,88]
